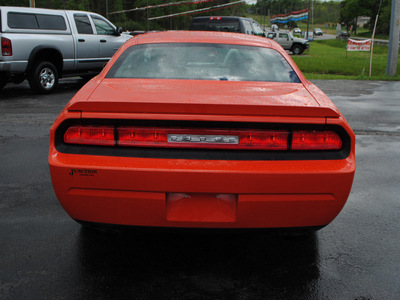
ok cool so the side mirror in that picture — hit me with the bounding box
[115,27,123,36]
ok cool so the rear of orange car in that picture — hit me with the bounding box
[49,31,355,230]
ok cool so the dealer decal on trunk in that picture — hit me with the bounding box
[69,169,98,177]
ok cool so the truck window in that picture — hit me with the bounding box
[252,21,265,37]
[279,33,289,39]
[242,20,253,35]
[8,12,39,29]
[7,12,66,30]
[208,21,240,33]
[74,14,93,34]
[36,14,66,30]
[91,16,115,35]
[191,19,241,33]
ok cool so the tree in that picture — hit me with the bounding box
[1,0,251,31]
[340,0,391,34]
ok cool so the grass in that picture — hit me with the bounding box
[292,39,400,80]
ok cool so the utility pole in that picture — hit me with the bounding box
[312,0,314,30]
[147,0,150,32]
[29,0,35,7]
[386,0,400,76]
[306,0,311,40]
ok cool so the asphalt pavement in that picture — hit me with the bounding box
[0,79,399,299]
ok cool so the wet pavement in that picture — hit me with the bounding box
[1,79,399,299]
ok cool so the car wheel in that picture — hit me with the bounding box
[291,45,304,55]
[28,61,59,94]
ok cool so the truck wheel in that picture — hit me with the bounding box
[291,45,304,55]
[28,61,59,94]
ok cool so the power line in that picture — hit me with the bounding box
[109,0,220,15]
[148,1,245,20]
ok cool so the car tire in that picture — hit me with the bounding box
[291,45,304,55]
[28,61,59,94]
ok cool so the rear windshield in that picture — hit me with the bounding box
[190,20,241,33]
[106,43,300,83]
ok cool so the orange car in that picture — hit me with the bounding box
[49,31,355,231]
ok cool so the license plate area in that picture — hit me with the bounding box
[166,193,237,222]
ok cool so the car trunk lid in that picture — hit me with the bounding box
[66,79,340,118]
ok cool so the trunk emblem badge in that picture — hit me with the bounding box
[168,134,239,144]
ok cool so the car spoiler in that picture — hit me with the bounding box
[66,101,340,118]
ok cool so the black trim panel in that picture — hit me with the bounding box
[55,119,351,161]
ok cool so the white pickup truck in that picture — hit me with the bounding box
[0,6,130,93]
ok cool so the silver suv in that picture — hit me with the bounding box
[0,6,130,93]
[266,31,309,55]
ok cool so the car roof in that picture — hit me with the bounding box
[127,30,274,49]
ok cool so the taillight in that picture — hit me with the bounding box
[62,125,343,151]
[1,38,12,56]
[209,17,222,20]
[64,126,115,146]
[292,130,342,150]
[118,127,289,150]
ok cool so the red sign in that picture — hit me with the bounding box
[347,39,371,51]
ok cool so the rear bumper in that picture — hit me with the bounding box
[0,61,11,72]
[49,149,355,229]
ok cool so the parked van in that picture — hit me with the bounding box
[0,6,130,93]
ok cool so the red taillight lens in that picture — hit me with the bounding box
[118,127,289,150]
[292,130,342,150]
[62,125,343,151]
[64,126,115,146]
[1,38,12,56]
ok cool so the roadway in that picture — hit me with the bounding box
[1,79,399,299]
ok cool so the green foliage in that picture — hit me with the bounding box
[340,0,391,34]
[255,0,305,16]
[0,0,248,31]
[292,40,400,79]
[253,1,340,29]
